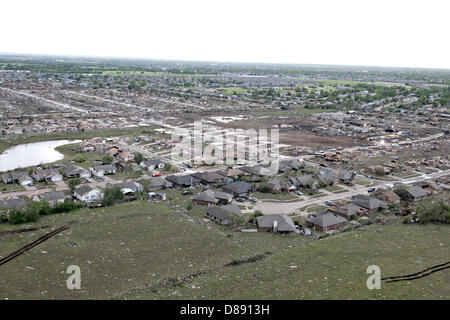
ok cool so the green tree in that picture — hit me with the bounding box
[102,186,124,206]
[68,178,82,190]
[134,152,144,164]
[393,186,410,201]
[102,156,113,164]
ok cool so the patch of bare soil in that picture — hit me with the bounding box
[280,131,357,148]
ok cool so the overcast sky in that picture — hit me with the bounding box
[1,0,449,69]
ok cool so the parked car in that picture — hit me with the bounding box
[368,187,376,192]
[325,200,333,206]
[320,163,328,167]
[248,197,257,203]
[367,175,375,179]
[296,191,303,196]
[152,172,162,177]
[182,190,193,196]
[235,197,246,202]
[84,177,92,183]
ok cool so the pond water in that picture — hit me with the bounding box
[0,140,81,172]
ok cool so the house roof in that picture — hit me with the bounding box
[256,214,297,232]
[216,167,249,177]
[32,168,61,179]
[61,165,88,176]
[192,190,218,203]
[211,190,233,201]
[74,185,95,195]
[335,169,353,180]
[351,195,388,210]
[406,186,427,198]
[166,175,200,186]
[191,171,224,183]
[222,181,252,194]
[282,159,303,169]
[328,204,362,217]
[373,188,401,202]
[205,204,242,221]
[307,212,348,228]
[141,159,163,167]
[267,178,282,189]
[144,177,172,189]
[297,175,315,186]
[2,170,30,181]
[222,204,242,216]
[40,191,68,202]
[0,197,26,210]
[318,173,335,184]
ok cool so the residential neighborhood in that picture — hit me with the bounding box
[0,49,448,302]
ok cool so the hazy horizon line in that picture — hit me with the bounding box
[1,51,449,72]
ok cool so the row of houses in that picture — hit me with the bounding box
[265,169,355,193]
[2,163,117,186]
[305,182,437,232]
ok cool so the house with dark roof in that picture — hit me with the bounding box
[317,173,336,186]
[205,204,243,225]
[406,186,427,201]
[327,203,364,219]
[277,161,293,173]
[192,190,233,205]
[216,167,249,178]
[296,175,317,189]
[256,214,298,234]
[34,191,69,206]
[334,169,355,184]
[144,177,173,191]
[60,165,91,179]
[306,211,348,232]
[0,197,27,217]
[351,194,388,212]
[190,171,226,185]
[192,190,218,205]
[282,159,303,170]
[222,181,253,197]
[241,165,275,177]
[166,175,201,187]
[373,188,401,204]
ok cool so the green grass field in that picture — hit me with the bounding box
[143,222,450,300]
[0,198,448,300]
